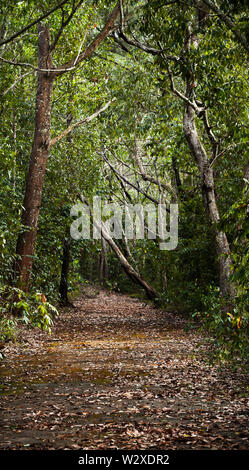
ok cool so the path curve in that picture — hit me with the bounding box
[0,286,248,449]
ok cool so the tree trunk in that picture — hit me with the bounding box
[171,155,182,196]
[100,221,157,299]
[12,110,17,192]
[180,16,235,300]
[58,109,73,304]
[59,228,71,305]
[14,24,54,291]
[99,236,109,285]
[162,272,167,291]
[12,4,120,293]
[243,163,249,186]
[183,103,235,298]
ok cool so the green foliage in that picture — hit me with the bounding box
[223,185,249,293]
[0,0,248,369]
[0,286,59,335]
[192,286,249,369]
[0,316,18,343]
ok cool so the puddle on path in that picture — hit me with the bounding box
[0,337,154,396]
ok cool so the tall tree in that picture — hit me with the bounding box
[178,17,235,298]
[117,0,244,300]
[12,2,120,292]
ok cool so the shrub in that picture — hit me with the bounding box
[192,285,249,369]
[0,285,59,339]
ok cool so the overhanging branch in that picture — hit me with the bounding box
[49,99,116,148]
[0,0,70,47]
[118,0,180,60]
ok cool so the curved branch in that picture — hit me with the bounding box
[118,0,179,60]
[0,0,70,47]
[79,194,159,299]
[49,99,116,148]
[54,1,121,76]
[0,1,121,76]
[2,71,33,95]
[49,1,84,53]
[101,151,170,212]
[133,137,176,197]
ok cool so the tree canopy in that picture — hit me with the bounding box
[0,0,249,366]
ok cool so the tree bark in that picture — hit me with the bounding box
[14,24,54,291]
[104,233,158,300]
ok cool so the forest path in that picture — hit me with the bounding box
[0,286,248,450]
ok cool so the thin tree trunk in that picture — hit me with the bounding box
[12,110,17,193]
[162,272,167,291]
[14,24,54,291]
[59,228,71,305]
[89,256,94,282]
[59,111,73,304]
[99,236,108,285]
[104,233,157,300]
[243,163,249,186]
[171,155,182,196]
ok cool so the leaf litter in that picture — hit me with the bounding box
[0,286,248,450]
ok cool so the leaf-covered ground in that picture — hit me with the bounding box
[0,286,248,450]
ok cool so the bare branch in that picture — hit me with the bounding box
[133,136,175,197]
[202,109,219,160]
[153,158,162,194]
[49,1,84,52]
[101,151,170,212]
[2,71,33,95]
[79,193,158,299]
[54,1,121,76]
[0,55,45,71]
[0,54,78,73]
[118,0,180,60]
[210,143,237,167]
[106,144,173,199]
[49,98,116,148]
[118,27,179,60]
[101,152,159,205]
[166,64,205,116]
[112,31,130,53]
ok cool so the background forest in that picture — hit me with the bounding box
[0,0,248,368]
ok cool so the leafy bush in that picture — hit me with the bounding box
[0,316,18,342]
[192,286,249,369]
[0,285,59,338]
